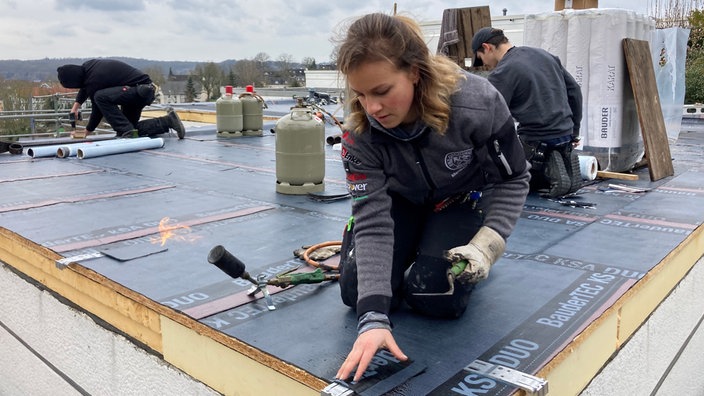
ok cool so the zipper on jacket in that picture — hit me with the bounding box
[494,139,513,176]
[412,144,437,199]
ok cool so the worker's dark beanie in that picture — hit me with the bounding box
[57,64,84,88]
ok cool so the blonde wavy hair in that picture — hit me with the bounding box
[335,13,464,135]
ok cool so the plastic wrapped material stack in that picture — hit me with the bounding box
[524,9,655,172]
[651,27,690,143]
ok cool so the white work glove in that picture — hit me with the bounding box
[443,226,506,284]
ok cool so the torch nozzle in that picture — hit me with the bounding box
[207,245,258,286]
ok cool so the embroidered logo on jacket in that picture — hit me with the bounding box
[341,147,361,165]
[445,149,473,172]
[347,172,367,181]
[341,131,355,145]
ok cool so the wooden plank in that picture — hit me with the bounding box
[596,170,639,181]
[554,0,599,11]
[622,38,674,181]
[467,6,491,67]
[438,6,490,69]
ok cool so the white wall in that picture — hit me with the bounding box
[0,263,219,396]
[581,256,704,395]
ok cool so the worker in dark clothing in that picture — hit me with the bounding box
[334,13,530,382]
[472,27,583,197]
[57,59,185,139]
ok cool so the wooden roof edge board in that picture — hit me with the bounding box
[161,316,326,395]
[0,227,164,352]
[535,224,704,395]
[0,226,327,393]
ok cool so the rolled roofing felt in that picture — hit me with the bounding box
[578,155,599,181]
[57,137,152,158]
[77,138,164,159]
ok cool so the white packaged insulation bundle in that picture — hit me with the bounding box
[524,9,655,172]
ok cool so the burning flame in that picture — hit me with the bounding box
[150,217,201,246]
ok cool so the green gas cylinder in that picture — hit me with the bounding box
[275,98,325,194]
[216,85,243,135]
[239,85,263,136]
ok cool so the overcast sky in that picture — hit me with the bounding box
[1,0,650,63]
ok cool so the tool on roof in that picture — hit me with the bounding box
[465,359,548,396]
[548,198,597,209]
[69,111,82,129]
[207,245,339,310]
[605,183,650,193]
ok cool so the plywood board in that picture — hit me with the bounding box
[439,6,491,68]
[623,38,675,181]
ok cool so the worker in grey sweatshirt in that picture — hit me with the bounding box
[472,27,583,197]
[334,13,530,383]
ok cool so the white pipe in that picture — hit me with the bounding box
[77,138,164,159]
[57,138,152,158]
[26,138,115,158]
[27,144,73,158]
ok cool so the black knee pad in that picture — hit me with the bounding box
[338,224,358,308]
[404,255,474,318]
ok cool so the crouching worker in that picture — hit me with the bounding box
[57,59,185,139]
[333,13,530,383]
[471,27,583,197]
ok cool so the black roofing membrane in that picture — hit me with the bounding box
[2,105,703,395]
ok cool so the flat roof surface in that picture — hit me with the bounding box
[1,104,703,395]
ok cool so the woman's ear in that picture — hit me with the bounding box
[409,65,420,85]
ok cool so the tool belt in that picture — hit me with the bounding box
[433,191,482,213]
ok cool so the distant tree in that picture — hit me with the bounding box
[277,53,294,85]
[184,76,197,103]
[329,47,338,68]
[689,8,704,54]
[234,59,265,87]
[686,9,704,102]
[253,52,271,86]
[227,68,237,87]
[0,78,40,135]
[302,57,317,70]
[253,52,271,65]
[195,62,224,101]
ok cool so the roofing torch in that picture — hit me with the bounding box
[207,245,339,310]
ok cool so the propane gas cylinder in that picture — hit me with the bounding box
[275,98,325,194]
[239,85,263,136]
[216,85,243,135]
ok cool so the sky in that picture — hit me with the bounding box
[0,0,651,63]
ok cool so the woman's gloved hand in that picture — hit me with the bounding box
[443,226,506,284]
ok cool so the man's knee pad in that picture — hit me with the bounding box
[566,149,583,193]
[136,84,155,104]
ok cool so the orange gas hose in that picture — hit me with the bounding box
[302,240,342,271]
